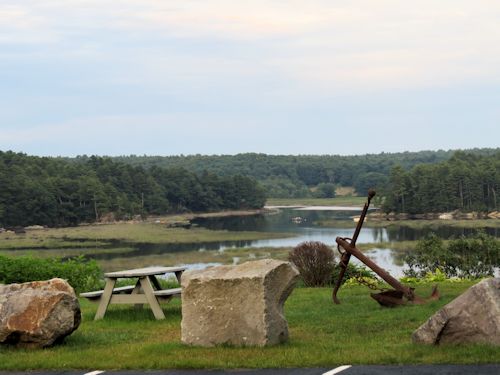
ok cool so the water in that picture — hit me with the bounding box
[191,208,499,277]
[192,208,499,241]
[65,207,497,277]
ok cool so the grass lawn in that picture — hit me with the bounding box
[1,281,498,370]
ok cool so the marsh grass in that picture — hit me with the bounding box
[0,222,296,272]
[0,223,293,250]
[315,219,500,229]
[0,245,292,274]
[266,196,366,207]
[91,246,293,273]
[1,282,498,370]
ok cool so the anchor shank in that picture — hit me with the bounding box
[332,252,351,304]
[350,192,374,245]
[335,237,415,301]
[332,189,376,304]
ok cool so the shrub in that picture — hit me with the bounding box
[400,268,461,284]
[331,263,376,286]
[289,241,335,287]
[0,255,102,293]
[404,231,500,278]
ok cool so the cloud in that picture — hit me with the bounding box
[0,4,58,44]
[0,113,266,154]
[1,0,499,92]
[0,1,499,157]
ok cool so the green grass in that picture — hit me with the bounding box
[315,218,500,229]
[0,244,293,275]
[1,281,498,369]
[266,196,366,207]
[0,223,297,272]
[78,246,292,273]
[0,223,293,250]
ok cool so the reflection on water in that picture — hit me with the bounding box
[178,262,222,271]
[353,248,405,277]
[192,209,499,242]
[190,208,499,277]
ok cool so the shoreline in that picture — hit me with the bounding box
[368,210,500,221]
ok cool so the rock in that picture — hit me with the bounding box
[0,278,81,348]
[487,211,500,219]
[438,213,453,220]
[181,259,299,347]
[24,225,45,230]
[412,278,500,345]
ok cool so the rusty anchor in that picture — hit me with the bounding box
[331,189,440,307]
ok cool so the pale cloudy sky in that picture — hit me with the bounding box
[1,0,499,156]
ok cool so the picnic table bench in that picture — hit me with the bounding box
[80,266,186,320]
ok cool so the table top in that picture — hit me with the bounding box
[104,266,187,278]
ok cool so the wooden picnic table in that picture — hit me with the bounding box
[80,266,187,320]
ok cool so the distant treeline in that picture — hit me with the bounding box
[1,148,498,227]
[102,148,498,199]
[0,152,266,227]
[383,151,500,214]
[109,149,496,213]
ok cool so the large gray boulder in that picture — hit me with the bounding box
[412,278,500,345]
[181,259,299,347]
[0,278,81,348]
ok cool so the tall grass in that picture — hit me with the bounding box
[266,196,366,207]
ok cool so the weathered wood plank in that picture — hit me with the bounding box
[153,288,182,297]
[139,276,165,320]
[80,285,136,298]
[104,266,187,278]
[94,278,116,320]
[110,294,149,304]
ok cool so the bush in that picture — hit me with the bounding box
[313,183,336,198]
[400,268,461,284]
[331,263,376,286]
[0,255,102,293]
[289,241,335,287]
[404,231,500,278]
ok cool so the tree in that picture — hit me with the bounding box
[313,183,336,198]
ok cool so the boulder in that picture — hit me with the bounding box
[412,278,500,345]
[181,259,299,347]
[0,278,81,348]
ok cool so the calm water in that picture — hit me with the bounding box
[191,208,499,277]
[74,207,497,277]
[192,208,499,243]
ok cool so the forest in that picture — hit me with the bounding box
[107,148,498,199]
[1,148,498,227]
[383,151,500,214]
[0,152,266,227]
[112,149,499,213]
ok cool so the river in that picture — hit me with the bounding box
[190,207,499,277]
[71,206,499,278]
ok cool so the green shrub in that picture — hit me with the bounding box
[331,263,376,286]
[400,268,462,284]
[289,241,335,287]
[404,231,500,278]
[0,255,102,293]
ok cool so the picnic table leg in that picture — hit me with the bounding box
[139,276,165,320]
[148,275,162,290]
[132,280,144,310]
[174,271,183,284]
[95,277,116,320]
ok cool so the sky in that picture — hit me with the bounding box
[0,0,499,156]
